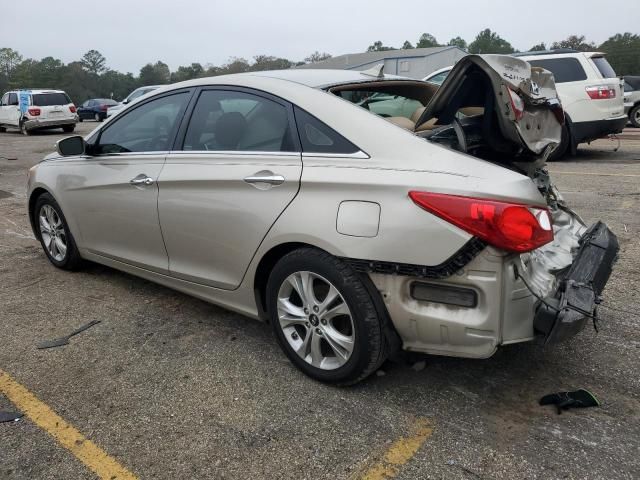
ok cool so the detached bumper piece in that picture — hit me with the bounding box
[534,221,619,344]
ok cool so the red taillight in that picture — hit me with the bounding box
[69,105,77,113]
[27,108,41,116]
[585,85,616,100]
[507,88,525,121]
[408,192,554,253]
[100,104,109,112]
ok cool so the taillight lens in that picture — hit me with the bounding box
[100,104,108,112]
[507,88,525,121]
[27,108,41,116]
[69,105,77,113]
[585,85,616,100]
[408,192,554,253]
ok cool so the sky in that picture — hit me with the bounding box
[2,0,639,73]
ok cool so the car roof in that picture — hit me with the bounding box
[6,89,67,94]
[170,68,416,91]
[515,50,606,59]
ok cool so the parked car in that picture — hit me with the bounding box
[0,89,77,135]
[423,66,452,86]
[516,49,626,159]
[77,98,119,122]
[623,76,640,128]
[106,85,161,118]
[27,55,618,385]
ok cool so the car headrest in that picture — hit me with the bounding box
[214,112,247,150]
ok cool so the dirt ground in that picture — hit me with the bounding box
[1,122,639,479]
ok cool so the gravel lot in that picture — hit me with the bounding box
[1,122,639,479]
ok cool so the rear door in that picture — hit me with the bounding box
[32,92,75,122]
[158,87,302,289]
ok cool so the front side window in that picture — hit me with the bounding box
[182,90,294,152]
[95,92,189,154]
[528,58,587,83]
[1,93,8,106]
[293,107,360,155]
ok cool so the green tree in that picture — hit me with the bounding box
[139,61,170,85]
[401,41,414,50]
[447,37,467,50]
[221,57,250,74]
[0,47,23,78]
[550,35,595,51]
[598,32,640,75]
[171,62,205,82]
[416,33,440,48]
[366,41,395,52]
[468,29,515,54]
[80,49,107,75]
[304,51,332,63]
[250,55,292,71]
[529,42,547,52]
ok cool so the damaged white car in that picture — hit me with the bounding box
[28,55,618,384]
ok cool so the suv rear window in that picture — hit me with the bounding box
[528,58,587,83]
[591,57,617,79]
[32,93,72,106]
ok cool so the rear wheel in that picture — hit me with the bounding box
[34,193,83,270]
[630,105,640,128]
[78,116,83,122]
[62,125,75,133]
[20,120,31,136]
[548,123,570,161]
[266,248,387,385]
[0,126,6,133]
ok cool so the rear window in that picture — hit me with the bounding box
[32,93,72,106]
[101,99,118,106]
[591,57,617,79]
[528,58,587,83]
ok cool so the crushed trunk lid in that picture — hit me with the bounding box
[417,54,563,159]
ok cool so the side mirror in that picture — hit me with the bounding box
[122,99,129,104]
[57,136,86,156]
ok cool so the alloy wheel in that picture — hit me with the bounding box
[277,271,355,370]
[39,204,67,262]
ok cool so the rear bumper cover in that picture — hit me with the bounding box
[534,221,619,343]
[571,116,627,144]
[24,117,77,130]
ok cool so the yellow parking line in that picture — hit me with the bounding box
[358,418,433,480]
[549,171,640,178]
[0,368,137,480]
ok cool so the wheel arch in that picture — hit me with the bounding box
[252,241,402,354]
[28,187,52,240]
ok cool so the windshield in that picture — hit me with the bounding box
[127,87,158,102]
[426,70,450,86]
[592,57,617,79]
[336,90,423,120]
[32,93,72,106]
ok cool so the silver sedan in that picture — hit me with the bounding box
[27,55,618,384]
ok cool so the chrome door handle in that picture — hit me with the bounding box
[243,171,285,186]
[130,174,154,186]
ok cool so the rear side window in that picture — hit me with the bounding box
[592,57,617,79]
[293,107,359,155]
[182,90,295,152]
[8,93,18,105]
[32,93,72,106]
[528,58,587,83]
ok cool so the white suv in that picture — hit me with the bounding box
[0,89,78,135]
[516,50,626,159]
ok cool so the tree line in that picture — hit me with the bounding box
[1,29,638,105]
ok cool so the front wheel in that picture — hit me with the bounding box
[34,193,83,270]
[266,248,387,385]
[630,105,640,128]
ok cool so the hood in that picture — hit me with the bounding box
[416,54,562,157]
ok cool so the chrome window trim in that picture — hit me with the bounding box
[168,150,301,157]
[302,150,370,159]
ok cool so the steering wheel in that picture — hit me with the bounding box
[452,118,468,153]
[149,134,169,151]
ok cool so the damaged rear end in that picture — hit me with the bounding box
[418,55,619,344]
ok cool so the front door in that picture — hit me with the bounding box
[158,88,302,289]
[56,90,192,273]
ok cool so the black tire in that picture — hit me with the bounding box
[266,248,388,385]
[94,113,102,122]
[630,104,640,128]
[0,126,6,133]
[78,117,83,123]
[34,193,83,270]
[62,125,75,133]
[20,120,31,136]
[548,122,570,161]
